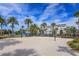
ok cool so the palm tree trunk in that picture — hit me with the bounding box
[28,24,29,29]
[78,25,79,30]
[28,23,30,29]
[12,27,14,36]
[0,24,3,29]
[52,27,54,37]
[11,23,14,36]
[78,25,79,38]
[54,30,56,41]
[78,18,79,30]
[0,24,3,35]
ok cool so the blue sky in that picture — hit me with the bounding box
[0,3,79,30]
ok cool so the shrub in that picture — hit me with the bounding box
[0,36,8,39]
[67,38,79,50]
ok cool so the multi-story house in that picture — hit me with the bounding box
[40,24,66,36]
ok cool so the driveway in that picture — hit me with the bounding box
[0,37,78,56]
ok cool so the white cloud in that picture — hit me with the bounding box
[38,3,68,25]
[0,3,77,30]
[38,4,59,21]
[16,15,37,27]
[0,5,12,16]
[59,12,68,18]
[53,19,61,23]
[60,17,78,29]
[9,4,23,14]
[0,4,28,17]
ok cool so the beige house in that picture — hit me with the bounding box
[0,30,4,35]
[40,24,66,35]
[56,24,67,35]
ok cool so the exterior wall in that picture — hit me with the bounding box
[42,25,66,35]
[45,28,52,35]
[0,30,4,35]
[39,24,66,36]
[57,27,66,35]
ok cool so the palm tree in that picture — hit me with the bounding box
[74,11,79,29]
[21,25,24,31]
[65,27,71,37]
[65,26,76,38]
[0,16,5,30]
[51,23,57,41]
[8,17,19,36]
[40,23,47,36]
[0,16,6,35]
[74,11,79,38]
[70,26,76,38]
[29,24,39,35]
[76,20,79,30]
[20,26,24,37]
[51,23,56,36]
[24,18,32,29]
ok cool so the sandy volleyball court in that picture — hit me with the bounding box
[0,37,78,56]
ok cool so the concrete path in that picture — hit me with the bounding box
[0,37,78,56]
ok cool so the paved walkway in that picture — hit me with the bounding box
[0,37,78,56]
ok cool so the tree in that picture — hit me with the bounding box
[40,23,47,36]
[76,20,79,29]
[51,23,56,36]
[20,25,25,37]
[65,27,71,37]
[51,23,57,41]
[70,26,76,38]
[24,18,32,29]
[29,24,39,35]
[74,11,79,29]
[8,17,19,36]
[15,30,20,35]
[65,26,76,38]
[0,16,5,30]
[8,29,12,36]
[0,16,6,35]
